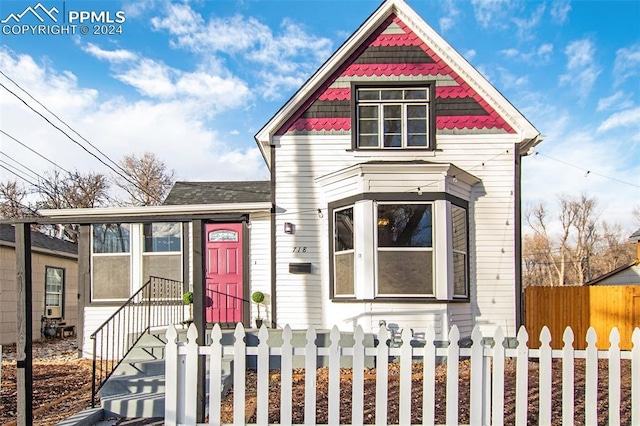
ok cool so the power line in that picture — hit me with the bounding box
[0,150,47,182]
[0,129,71,174]
[533,151,640,189]
[0,79,163,204]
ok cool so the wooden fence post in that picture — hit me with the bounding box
[209,324,223,426]
[256,325,270,426]
[233,323,246,425]
[562,327,575,426]
[352,326,365,426]
[375,326,389,425]
[184,324,199,426]
[492,327,505,426]
[538,327,552,425]
[327,326,341,426]
[632,328,640,426]
[423,327,436,426]
[609,328,621,426]
[399,328,413,425]
[469,325,484,426]
[304,326,317,426]
[585,327,598,425]
[515,326,529,425]
[280,325,293,425]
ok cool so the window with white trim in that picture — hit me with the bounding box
[45,266,64,318]
[92,223,131,300]
[452,205,468,297]
[356,87,430,149]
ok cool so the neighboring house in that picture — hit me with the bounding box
[39,0,541,354]
[587,228,640,285]
[0,224,78,344]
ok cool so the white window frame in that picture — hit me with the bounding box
[91,223,132,302]
[356,87,430,149]
[45,266,64,318]
[333,206,356,298]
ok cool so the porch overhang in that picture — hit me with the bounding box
[25,202,272,225]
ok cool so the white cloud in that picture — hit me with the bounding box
[613,43,640,86]
[597,107,640,132]
[470,0,512,29]
[149,3,332,99]
[513,4,545,40]
[550,0,571,24]
[559,39,600,100]
[500,43,553,63]
[463,49,477,61]
[82,43,137,63]
[0,49,267,192]
[596,91,634,112]
[438,0,460,33]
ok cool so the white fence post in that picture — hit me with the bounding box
[585,327,598,425]
[446,325,460,425]
[328,326,341,426]
[209,324,223,426]
[632,328,640,426]
[184,324,199,426]
[399,327,413,425]
[469,325,484,426]
[491,327,505,426]
[280,325,293,425]
[164,325,178,426]
[562,327,575,426]
[304,326,317,426]
[352,326,365,426]
[233,323,246,426]
[375,326,389,426]
[538,326,552,425]
[609,328,621,426]
[422,327,436,426]
[256,325,270,426]
[515,326,529,425]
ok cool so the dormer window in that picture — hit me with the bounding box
[354,85,434,149]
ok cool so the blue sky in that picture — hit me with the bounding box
[0,0,639,233]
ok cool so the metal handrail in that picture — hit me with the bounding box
[205,288,251,326]
[90,276,184,407]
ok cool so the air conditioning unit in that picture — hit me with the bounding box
[46,306,61,318]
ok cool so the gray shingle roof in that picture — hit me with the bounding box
[163,181,271,206]
[0,224,77,255]
[630,228,640,241]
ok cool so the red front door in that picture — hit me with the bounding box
[205,223,243,324]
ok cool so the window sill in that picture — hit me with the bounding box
[330,297,470,303]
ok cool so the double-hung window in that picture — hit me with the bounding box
[356,87,431,149]
[45,266,64,318]
[334,207,355,297]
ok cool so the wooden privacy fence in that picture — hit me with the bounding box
[525,285,640,349]
[165,323,640,426]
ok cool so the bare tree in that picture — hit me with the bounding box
[114,152,175,206]
[35,170,110,241]
[524,193,636,287]
[0,180,37,218]
[633,205,640,224]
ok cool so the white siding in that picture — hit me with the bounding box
[248,213,272,322]
[274,133,523,337]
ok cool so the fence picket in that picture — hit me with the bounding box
[515,326,529,426]
[305,326,317,426]
[328,326,341,426]
[375,326,389,426]
[399,327,413,426]
[562,327,575,426]
[585,327,598,425]
[164,325,178,425]
[352,326,365,426]
[609,328,621,426]
[491,327,505,426]
[422,327,436,426]
[469,326,483,426]
[280,325,293,425]
[256,325,270,426]
[538,326,552,425]
[446,326,460,426]
[632,328,640,426]
[184,324,199,426]
[233,323,246,426]
[209,324,223,426]
[161,323,637,426]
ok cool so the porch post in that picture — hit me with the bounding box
[15,222,33,426]
[191,219,206,422]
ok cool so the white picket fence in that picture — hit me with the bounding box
[164,323,640,426]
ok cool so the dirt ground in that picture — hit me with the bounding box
[1,339,633,425]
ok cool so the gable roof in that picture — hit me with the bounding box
[163,181,271,205]
[255,0,541,166]
[630,228,640,241]
[0,224,77,257]
[586,259,640,285]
